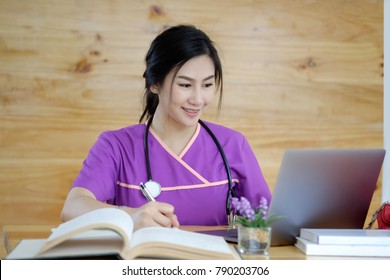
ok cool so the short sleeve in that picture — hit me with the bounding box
[234,136,272,206]
[72,132,119,202]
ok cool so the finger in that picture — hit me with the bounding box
[140,201,178,228]
[159,212,180,228]
[156,202,175,216]
[170,214,180,228]
[153,211,174,227]
[156,203,180,227]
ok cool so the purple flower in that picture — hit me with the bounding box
[257,197,269,219]
[259,197,268,209]
[230,196,280,227]
[230,196,256,221]
[230,197,240,211]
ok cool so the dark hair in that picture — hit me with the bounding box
[139,25,223,123]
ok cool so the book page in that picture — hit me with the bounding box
[127,227,234,259]
[39,208,134,254]
[6,239,47,259]
[6,236,124,260]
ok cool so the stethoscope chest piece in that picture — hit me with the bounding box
[143,180,161,198]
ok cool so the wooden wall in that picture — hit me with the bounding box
[0,0,383,227]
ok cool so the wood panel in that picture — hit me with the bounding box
[0,0,383,227]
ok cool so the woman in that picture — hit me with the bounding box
[61,25,271,231]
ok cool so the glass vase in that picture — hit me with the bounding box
[238,226,272,255]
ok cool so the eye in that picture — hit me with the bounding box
[203,83,214,88]
[179,83,191,88]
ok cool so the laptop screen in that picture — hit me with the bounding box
[269,148,385,246]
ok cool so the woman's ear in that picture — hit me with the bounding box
[150,84,159,94]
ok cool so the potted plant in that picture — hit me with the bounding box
[231,196,282,255]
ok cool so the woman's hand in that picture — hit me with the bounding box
[61,187,179,231]
[121,201,180,231]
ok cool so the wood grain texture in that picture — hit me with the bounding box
[0,0,383,227]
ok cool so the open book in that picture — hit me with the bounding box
[6,208,240,260]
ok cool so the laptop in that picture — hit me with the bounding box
[197,148,385,246]
[269,148,386,246]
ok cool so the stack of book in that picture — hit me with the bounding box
[295,228,390,257]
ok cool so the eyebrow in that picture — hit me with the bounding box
[176,75,215,82]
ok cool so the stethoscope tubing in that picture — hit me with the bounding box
[143,115,236,217]
[198,120,236,215]
[143,114,154,182]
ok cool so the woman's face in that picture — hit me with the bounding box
[155,55,216,129]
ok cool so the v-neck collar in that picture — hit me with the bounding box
[149,123,201,159]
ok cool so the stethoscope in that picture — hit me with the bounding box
[140,114,237,224]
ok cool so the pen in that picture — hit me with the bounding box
[140,182,156,202]
[140,182,175,228]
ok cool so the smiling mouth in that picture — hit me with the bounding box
[183,108,200,114]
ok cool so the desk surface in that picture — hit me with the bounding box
[1,225,386,260]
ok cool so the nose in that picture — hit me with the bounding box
[188,86,203,105]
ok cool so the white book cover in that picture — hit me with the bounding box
[299,228,390,245]
[295,237,390,257]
